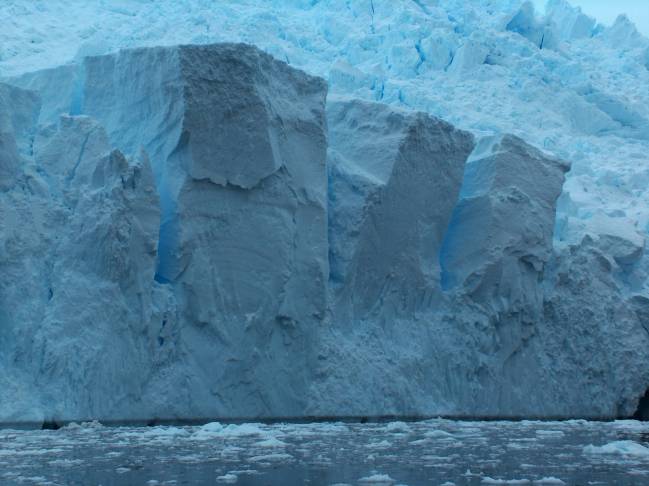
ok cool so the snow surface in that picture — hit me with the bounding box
[1,0,649,422]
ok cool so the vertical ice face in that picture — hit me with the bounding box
[536,236,649,418]
[76,43,330,417]
[0,130,20,192]
[327,98,474,317]
[1,0,648,306]
[32,139,160,421]
[2,35,649,422]
[0,83,41,155]
[441,135,569,315]
[0,89,160,421]
[0,82,44,337]
[173,44,329,323]
[7,65,82,126]
[80,45,328,314]
[172,45,328,418]
[80,46,185,195]
[0,83,40,191]
[33,115,111,198]
[0,83,43,421]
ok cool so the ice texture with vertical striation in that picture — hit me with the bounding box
[1,0,649,423]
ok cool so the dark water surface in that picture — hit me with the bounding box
[1,419,649,485]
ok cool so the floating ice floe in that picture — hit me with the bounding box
[358,473,397,485]
[583,440,649,457]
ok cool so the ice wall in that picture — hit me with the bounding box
[1,44,332,421]
[3,0,649,290]
[0,83,39,191]
[327,98,474,317]
[441,135,569,311]
[2,37,649,423]
[313,126,649,419]
[0,96,160,422]
[82,44,329,418]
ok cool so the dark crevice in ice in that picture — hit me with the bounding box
[41,420,61,430]
[153,137,186,285]
[633,388,649,421]
[65,129,92,184]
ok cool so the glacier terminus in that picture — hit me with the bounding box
[1,0,649,427]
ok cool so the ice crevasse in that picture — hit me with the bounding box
[0,0,649,423]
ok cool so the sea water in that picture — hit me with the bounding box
[1,419,648,485]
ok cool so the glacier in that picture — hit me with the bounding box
[1,0,649,423]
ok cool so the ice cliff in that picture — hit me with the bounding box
[1,0,649,423]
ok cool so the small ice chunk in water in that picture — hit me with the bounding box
[535,430,565,438]
[193,422,267,440]
[583,441,649,457]
[385,422,411,434]
[366,440,392,449]
[425,430,454,438]
[221,423,266,437]
[358,473,396,485]
[216,473,238,483]
[254,438,287,448]
[533,478,566,485]
[48,459,83,467]
[192,422,225,440]
[481,479,531,484]
[248,453,293,462]
[143,427,189,438]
